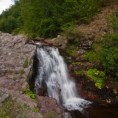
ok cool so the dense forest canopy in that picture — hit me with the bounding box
[0,0,112,37]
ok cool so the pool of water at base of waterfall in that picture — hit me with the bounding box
[69,103,118,118]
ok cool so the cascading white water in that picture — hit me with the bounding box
[35,47,91,112]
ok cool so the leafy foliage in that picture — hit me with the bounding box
[84,33,118,81]
[99,33,118,80]
[23,86,37,99]
[0,0,110,37]
[108,11,118,30]
[0,1,22,34]
[87,69,105,89]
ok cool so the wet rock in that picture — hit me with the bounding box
[37,96,64,118]
[43,35,67,49]
[38,88,46,96]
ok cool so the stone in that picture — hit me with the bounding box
[0,33,36,91]
[0,91,9,105]
[0,33,43,117]
[77,49,86,55]
[37,96,64,118]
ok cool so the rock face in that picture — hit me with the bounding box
[0,32,35,91]
[0,32,64,118]
[38,96,64,118]
[0,32,43,118]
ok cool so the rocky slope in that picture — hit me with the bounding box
[63,3,118,104]
[0,32,63,118]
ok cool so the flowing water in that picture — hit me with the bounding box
[35,47,91,114]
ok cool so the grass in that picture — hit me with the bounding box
[43,112,55,118]
[23,57,29,68]
[74,70,85,76]
[108,11,118,30]
[65,45,78,57]
[0,97,29,118]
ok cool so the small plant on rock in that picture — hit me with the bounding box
[87,69,105,89]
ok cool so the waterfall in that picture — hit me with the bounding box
[35,47,91,112]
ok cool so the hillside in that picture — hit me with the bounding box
[0,0,118,118]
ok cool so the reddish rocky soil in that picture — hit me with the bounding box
[78,4,118,40]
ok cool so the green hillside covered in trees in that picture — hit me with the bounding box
[0,0,114,37]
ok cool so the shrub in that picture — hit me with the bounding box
[87,69,105,89]
[65,45,78,57]
[108,11,118,30]
[23,86,37,99]
[99,33,118,80]
[20,0,104,38]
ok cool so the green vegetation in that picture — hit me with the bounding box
[0,0,111,38]
[75,70,85,76]
[83,49,101,64]
[65,45,78,57]
[23,58,29,68]
[23,86,37,100]
[19,68,25,75]
[72,62,80,66]
[99,33,118,80]
[87,69,105,89]
[84,10,118,82]
[84,33,118,81]
[43,112,55,118]
[0,97,28,118]
[0,1,22,34]
[108,11,118,30]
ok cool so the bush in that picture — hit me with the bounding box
[20,0,104,38]
[99,33,118,80]
[0,1,22,34]
[0,0,115,37]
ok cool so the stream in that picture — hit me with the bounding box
[33,46,118,118]
[34,47,92,117]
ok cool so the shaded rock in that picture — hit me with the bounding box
[80,40,93,50]
[0,90,9,105]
